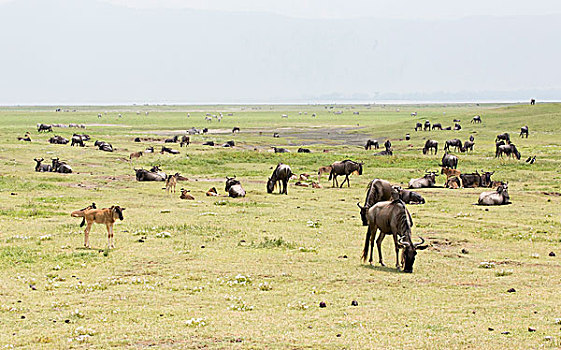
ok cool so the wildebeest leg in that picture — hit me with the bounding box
[105,223,112,248]
[363,226,372,263]
[283,179,288,195]
[84,222,92,248]
[392,234,401,270]
[376,231,386,266]
[109,224,115,248]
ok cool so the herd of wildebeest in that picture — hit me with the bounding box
[21,110,535,273]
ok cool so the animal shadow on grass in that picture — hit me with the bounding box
[361,264,402,274]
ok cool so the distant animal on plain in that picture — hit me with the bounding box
[408,171,438,189]
[317,166,332,183]
[329,160,363,188]
[225,176,246,198]
[71,205,125,248]
[520,126,529,138]
[267,163,293,195]
[164,173,179,194]
[422,140,438,155]
[129,151,143,159]
[297,147,311,153]
[364,139,379,150]
[478,184,510,206]
[471,115,482,123]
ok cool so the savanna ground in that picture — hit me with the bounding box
[0,103,560,349]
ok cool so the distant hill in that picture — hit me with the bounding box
[0,0,559,104]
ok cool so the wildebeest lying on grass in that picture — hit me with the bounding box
[329,160,363,188]
[71,205,125,248]
[478,183,511,206]
[51,158,72,173]
[297,147,311,153]
[273,147,289,153]
[408,171,438,188]
[165,135,179,143]
[33,158,52,172]
[49,135,69,144]
[225,176,246,198]
[130,151,143,159]
[222,140,235,147]
[206,187,219,196]
[446,176,461,189]
[161,146,180,154]
[267,163,293,195]
[180,189,195,200]
[396,187,425,204]
[18,133,31,142]
[94,140,113,152]
[134,168,166,181]
[357,179,398,226]
[362,199,428,272]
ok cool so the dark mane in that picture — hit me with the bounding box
[393,200,412,237]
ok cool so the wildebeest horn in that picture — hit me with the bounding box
[356,202,363,209]
[414,236,425,247]
[398,236,410,247]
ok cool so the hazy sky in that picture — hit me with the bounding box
[0,0,559,104]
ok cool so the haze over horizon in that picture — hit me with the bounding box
[0,0,559,105]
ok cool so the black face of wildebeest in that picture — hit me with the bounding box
[400,237,428,273]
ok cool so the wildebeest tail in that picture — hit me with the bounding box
[362,227,371,261]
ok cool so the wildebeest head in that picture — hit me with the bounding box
[225,176,239,191]
[111,206,125,220]
[266,177,275,193]
[398,236,428,273]
[480,170,495,187]
[357,163,363,175]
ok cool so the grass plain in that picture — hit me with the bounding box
[0,103,560,349]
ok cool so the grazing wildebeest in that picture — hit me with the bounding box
[460,172,481,188]
[71,205,125,248]
[33,158,52,172]
[94,140,113,152]
[134,137,141,142]
[203,141,215,146]
[422,140,438,155]
[441,152,458,169]
[441,166,461,179]
[317,166,332,183]
[180,135,190,147]
[273,147,289,153]
[415,122,422,131]
[225,176,246,198]
[445,176,461,189]
[384,140,391,152]
[423,120,431,131]
[130,151,143,159]
[520,126,529,138]
[71,134,85,147]
[165,135,179,143]
[497,143,521,160]
[478,184,510,206]
[463,140,475,152]
[444,139,463,152]
[134,168,166,181]
[471,115,482,123]
[408,171,438,189]
[329,160,363,188]
[357,179,398,226]
[362,199,428,272]
[431,123,442,130]
[530,99,536,105]
[496,133,510,143]
[51,158,72,173]
[164,173,179,194]
[267,163,293,195]
[161,146,180,154]
[297,147,311,153]
[37,124,53,132]
[49,135,69,144]
[364,140,379,150]
[232,127,240,133]
[454,123,462,130]
[222,140,235,148]
[396,187,425,204]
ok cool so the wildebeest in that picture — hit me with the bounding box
[165,135,179,143]
[422,140,438,155]
[267,163,293,195]
[134,137,141,142]
[530,99,536,105]
[408,171,438,189]
[33,158,52,172]
[206,187,219,196]
[454,123,462,130]
[431,123,442,130]
[37,123,53,132]
[134,168,166,181]
[130,151,143,159]
[94,140,113,152]
[273,132,280,138]
[51,158,72,173]
[179,189,195,200]
[423,120,431,131]
[49,135,69,144]
[384,140,391,152]
[203,141,215,146]
[445,176,461,189]
[317,166,332,183]
[71,205,125,248]
[520,126,529,138]
[415,122,422,131]
[471,115,482,123]
[478,183,510,206]
[164,173,179,194]
[222,140,235,148]
[441,166,461,179]
[232,127,240,133]
[441,152,458,169]
[328,160,363,188]
[463,140,475,152]
[202,128,208,134]
[18,133,31,142]
[496,133,511,143]
[364,139,379,150]
[357,179,398,226]
[71,134,85,147]
[374,150,393,156]
[444,139,463,152]
[273,147,289,153]
[160,146,180,154]
[443,126,452,130]
[460,172,481,188]
[397,187,425,204]
[225,176,246,198]
[180,135,190,147]
[405,133,411,141]
[362,199,428,272]
[478,171,494,187]
[496,143,521,160]
[297,147,311,153]
[145,146,154,153]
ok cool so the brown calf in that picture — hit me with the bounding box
[441,167,461,179]
[130,151,143,159]
[71,206,125,248]
[180,189,195,200]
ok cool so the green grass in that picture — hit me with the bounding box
[0,103,560,349]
